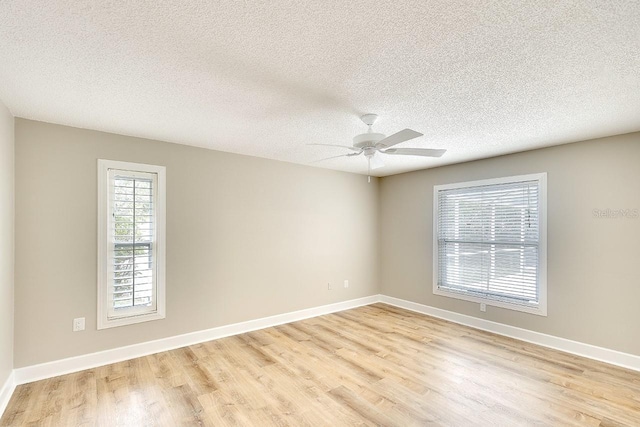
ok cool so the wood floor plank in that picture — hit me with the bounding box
[3,303,640,426]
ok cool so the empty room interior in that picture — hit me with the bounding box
[1,1,640,426]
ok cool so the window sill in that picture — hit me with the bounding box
[97,311,166,330]
[434,287,547,316]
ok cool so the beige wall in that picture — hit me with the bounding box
[14,119,379,367]
[12,117,640,369]
[380,133,640,355]
[0,101,14,385]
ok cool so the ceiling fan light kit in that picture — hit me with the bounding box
[309,113,447,181]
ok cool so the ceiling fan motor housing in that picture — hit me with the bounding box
[353,132,385,149]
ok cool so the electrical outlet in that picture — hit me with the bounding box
[344,280,349,288]
[480,303,486,312]
[327,283,332,290]
[73,317,85,332]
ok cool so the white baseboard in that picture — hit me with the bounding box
[13,295,379,386]
[6,293,640,416]
[379,295,640,372]
[0,371,15,419]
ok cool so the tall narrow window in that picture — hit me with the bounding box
[98,160,166,329]
[433,173,547,315]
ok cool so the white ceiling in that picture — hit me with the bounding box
[0,1,638,176]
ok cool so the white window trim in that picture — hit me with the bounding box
[432,173,547,316]
[97,159,166,329]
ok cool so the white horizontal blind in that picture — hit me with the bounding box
[108,169,158,318]
[436,179,540,308]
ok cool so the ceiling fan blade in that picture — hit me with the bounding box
[370,152,385,170]
[382,148,447,157]
[375,129,423,149]
[310,152,360,163]
[307,143,362,152]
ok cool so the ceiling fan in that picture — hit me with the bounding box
[310,114,446,180]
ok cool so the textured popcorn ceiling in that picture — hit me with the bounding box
[0,1,639,176]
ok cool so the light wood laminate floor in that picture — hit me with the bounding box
[3,303,640,426]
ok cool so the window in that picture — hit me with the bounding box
[433,173,547,315]
[98,160,166,329]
